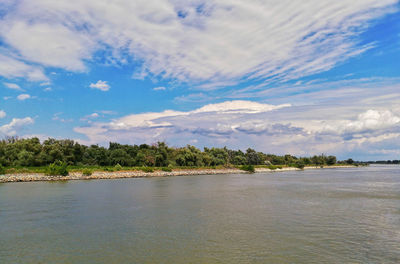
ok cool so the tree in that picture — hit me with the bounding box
[246,148,260,165]
[326,156,337,165]
[109,149,132,166]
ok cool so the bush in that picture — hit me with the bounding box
[161,167,172,172]
[141,167,154,173]
[82,168,93,176]
[239,164,255,173]
[103,167,115,172]
[46,161,69,176]
[295,161,305,169]
[268,165,282,170]
[0,165,6,175]
[114,164,123,171]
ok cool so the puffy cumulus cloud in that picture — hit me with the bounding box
[0,0,397,85]
[74,100,400,160]
[321,110,400,138]
[0,110,6,119]
[0,117,34,137]
[90,80,110,91]
[17,94,31,100]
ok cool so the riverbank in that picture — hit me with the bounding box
[0,165,357,183]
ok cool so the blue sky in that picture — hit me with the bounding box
[1,0,400,160]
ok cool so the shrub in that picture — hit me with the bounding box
[161,167,172,172]
[103,167,115,172]
[0,165,6,175]
[267,165,282,170]
[114,164,123,171]
[141,167,154,173]
[295,161,305,169]
[46,161,69,176]
[239,164,255,173]
[82,168,93,176]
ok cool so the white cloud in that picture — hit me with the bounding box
[0,54,48,81]
[80,111,116,122]
[17,94,31,100]
[192,100,291,114]
[4,82,24,91]
[90,80,110,91]
[0,117,34,136]
[39,81,51,86]
[1,21,94,71]
[153,86,166,91]
[74,100,291,143]
[0,0,396,85]
[43,87,52,92]
[52,113,73,123]
[0,110,6,119]
[80,112,100,122]
[73,94,400,160]
[322,110,400,136]
[107,100,290,130]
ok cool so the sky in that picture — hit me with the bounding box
[0,0,400,161]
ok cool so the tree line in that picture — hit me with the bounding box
[366,160,400,164]
[0,137,342,168]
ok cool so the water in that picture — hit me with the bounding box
[1,165,399,263]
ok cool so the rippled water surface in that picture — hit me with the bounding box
[1,165,400,263]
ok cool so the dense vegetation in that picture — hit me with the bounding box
[0,137,349,174]
[366,160,400,164]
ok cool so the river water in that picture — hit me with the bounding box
[1,165,399,263]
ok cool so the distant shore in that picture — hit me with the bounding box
[0,165,357,183]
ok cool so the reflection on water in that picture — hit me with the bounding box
[1,165,400,263]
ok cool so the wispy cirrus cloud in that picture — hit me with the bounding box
[3,82,24,91]
[0,0,397,86]
[52,112,73,123]
[153,86,166,91]
[0,54,47,81]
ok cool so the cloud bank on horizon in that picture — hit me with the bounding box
[0,0,400,160]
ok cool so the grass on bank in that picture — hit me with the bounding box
[0,162,363,176]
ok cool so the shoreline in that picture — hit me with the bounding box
[0,165,357,183]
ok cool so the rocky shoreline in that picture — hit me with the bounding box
[0,165,356,183]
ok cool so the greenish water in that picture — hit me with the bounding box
[1,165,399,263]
